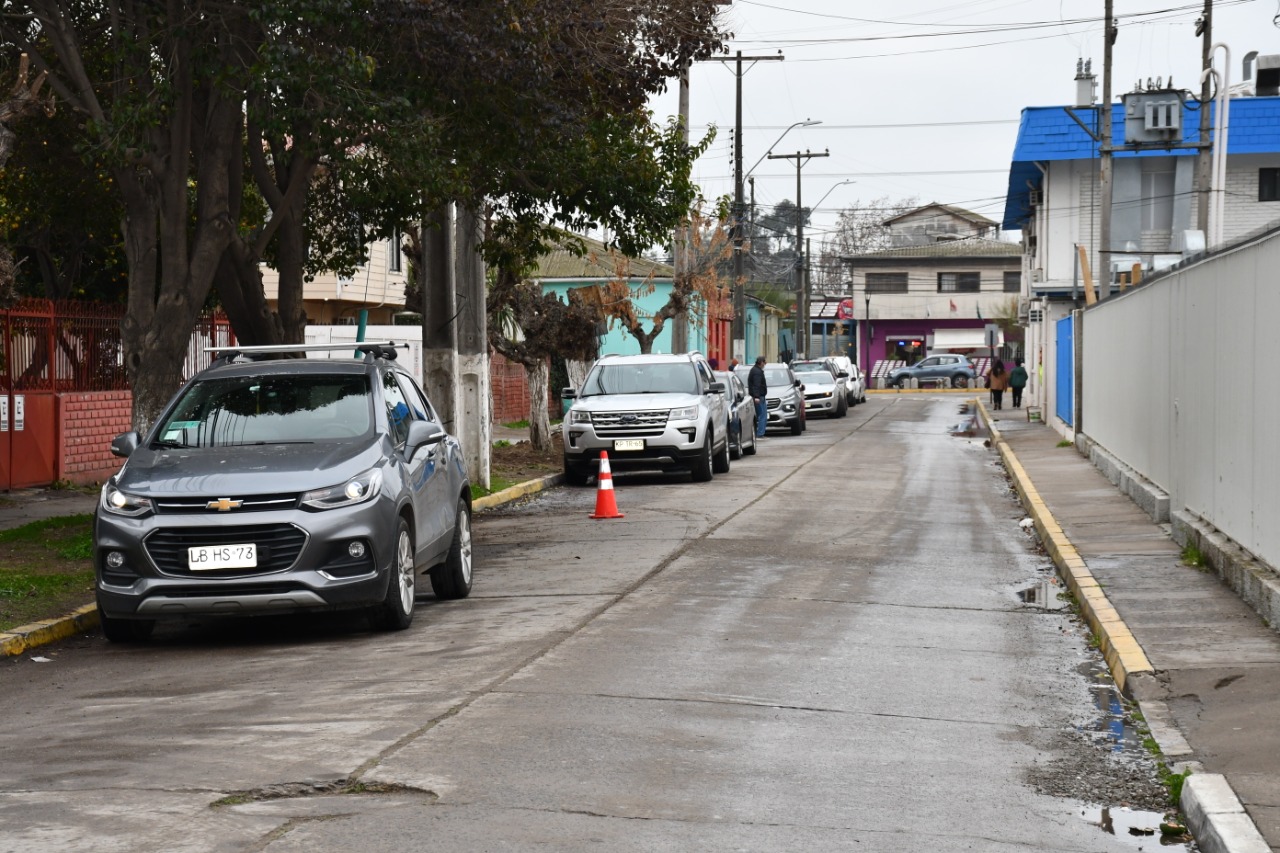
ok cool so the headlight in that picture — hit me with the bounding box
[301,468,383,510]
[668,405,699,421]
[569,409,592,424]
[101,484,154,518]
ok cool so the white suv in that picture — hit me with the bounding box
[561,352,730,485]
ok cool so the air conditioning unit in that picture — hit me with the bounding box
[1028,189,1042,206]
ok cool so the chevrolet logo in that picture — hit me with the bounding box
[206,498,243,512]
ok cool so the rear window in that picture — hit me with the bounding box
[154,374,373,447]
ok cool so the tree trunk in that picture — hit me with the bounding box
[214,246,283,347]
[526,358,552,451]
[272,201,309,344]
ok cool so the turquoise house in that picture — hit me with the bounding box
[533,237,714,358]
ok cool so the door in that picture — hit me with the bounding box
[1055,315,1074,427]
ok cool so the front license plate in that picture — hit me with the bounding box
[613,439,645,451]
[188,543,257,571]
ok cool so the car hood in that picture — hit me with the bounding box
[571,392,703,412]
[114,439,384,496]
[796,375,836,388]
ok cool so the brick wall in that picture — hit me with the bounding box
[59,391,130,486]
[490,352,557,424]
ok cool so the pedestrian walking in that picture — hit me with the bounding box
[987,359,1009,410]
[748,355,769,438]
[1009,358,1028,408]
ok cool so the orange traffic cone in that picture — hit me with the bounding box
[590,451,624,519]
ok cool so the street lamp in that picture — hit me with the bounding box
[746,119,822,178]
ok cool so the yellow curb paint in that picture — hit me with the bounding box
[976,400,1155,696]
[1,604,100,657]
[472,473,564,512]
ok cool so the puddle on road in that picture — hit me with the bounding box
[1078,806,1192,848]
[1015,578,1069,610]
[1081,680,1145,753]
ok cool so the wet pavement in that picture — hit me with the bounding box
[988,403,1280,852]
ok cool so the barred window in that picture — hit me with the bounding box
[1003,271,1022,293]
[937,272,980,293]
[865,273,908,294]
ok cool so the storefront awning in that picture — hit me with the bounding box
[931,328,1003,350]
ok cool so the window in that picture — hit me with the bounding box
[382,371,417,446]
[937,272,980,293]
[865,273,908,294]
[388,228,403,273]
[1003,271,1022,293]
[1261,168,1280,202]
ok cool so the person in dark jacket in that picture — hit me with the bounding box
[1009,358,1029,408]
[748,356,769,438]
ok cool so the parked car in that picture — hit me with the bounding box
[561,351,730,484]
[886,354,978,388]
[827,356,866,404]
[790,359,848,418]
[734,362,806,435]
[715,370,758,459]
[94,342,473,642]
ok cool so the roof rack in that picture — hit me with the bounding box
[204,341,404,367]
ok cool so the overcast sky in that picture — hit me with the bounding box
[646,0,1274,248]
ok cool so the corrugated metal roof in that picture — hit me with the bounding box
[533,235,674,280]
[843,236,1022,260]
[1002,96,1280,229]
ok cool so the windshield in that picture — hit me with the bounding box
[791,362,829,373]
[580,362,698,396]
[154,374,373,447]
[764,368,793,386]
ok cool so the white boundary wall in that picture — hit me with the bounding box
[1081,229,1280,571]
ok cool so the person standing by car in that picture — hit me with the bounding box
[748,356,769,438]
[988,359,1009,410]
[1009,358,1029,408]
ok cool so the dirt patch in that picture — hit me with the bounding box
[490,434,563,486]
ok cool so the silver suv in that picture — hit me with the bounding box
[561,352,729,484]
[94,343,473,642]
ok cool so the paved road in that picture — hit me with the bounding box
[0,396,1172,851]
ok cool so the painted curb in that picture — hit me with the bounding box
[979,402,1270,853]
[3,473,565,658]
[0,604,99,657]
[978,399,1153,697]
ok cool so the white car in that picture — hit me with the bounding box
[827,356,866,404]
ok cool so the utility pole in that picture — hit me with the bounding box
[1196,0,1213,233]
[1100,0,1115,299]
[767,148,828,358]
[672,64,691,354]
[717,50,784,364]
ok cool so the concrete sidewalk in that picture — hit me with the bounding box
[985,403,1279,853]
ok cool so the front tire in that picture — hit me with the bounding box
[729,419,742,461]
[789,415,803,435]
[712,428,731,474]
[952,375,971,388]
[430,499,473,600]
[563,458,591,486]
[690,433,714,482]
[97,597,155,643]
[369,517,415,631]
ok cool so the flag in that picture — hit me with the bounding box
[949,299,957,312]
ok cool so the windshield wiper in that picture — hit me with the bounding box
[152,439,190,450]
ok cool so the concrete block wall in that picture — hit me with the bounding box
[59,391,129,486]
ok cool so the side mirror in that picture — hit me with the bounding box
[708,381,725,394]
[404,419,446,458]
[110,431,141,458]
[794,379,802,388]
[561,387,578,400]
[836,370,848,378]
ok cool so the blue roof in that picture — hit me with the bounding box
[1002,96,1280,229]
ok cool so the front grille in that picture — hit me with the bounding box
[805,391,831,401]
[590,410,669,438]
[145,524,308,577]
[154,493,300,515]
[767,399,781,410]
